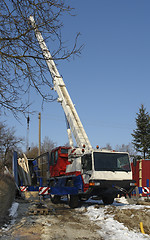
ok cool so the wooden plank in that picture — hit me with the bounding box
[23,154,31,185]
[28,207,51,215]
[18,158,28,185]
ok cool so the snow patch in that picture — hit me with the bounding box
[84,198,150,240]
[86,205,149,240]
[1,202,19,231]
[9,202,19,217]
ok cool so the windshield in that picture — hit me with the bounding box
[93,152,131,172]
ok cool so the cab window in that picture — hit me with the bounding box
[61,148,68,154]
[81,154,92,171]
[55,150,58,164]
[50,152,54,166]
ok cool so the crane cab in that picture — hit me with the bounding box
[49,146,71,177]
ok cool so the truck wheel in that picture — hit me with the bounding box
[102,196,114,205]
[79,195,89,201]
[50,195,61,204]
[68,194,79,208]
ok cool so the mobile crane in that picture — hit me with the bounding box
[29,16,136,208]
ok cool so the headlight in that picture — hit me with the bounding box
[130,182,136,186]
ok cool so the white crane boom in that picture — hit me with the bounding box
[29,16,92,149]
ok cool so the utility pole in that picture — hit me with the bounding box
[38,112,41,157]
[38,112,41,174]
[26,115,30,152]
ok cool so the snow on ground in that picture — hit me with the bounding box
[1,202,19,231]
[9,202,19,218]
[83,198,150,240]
[1,198,150,240]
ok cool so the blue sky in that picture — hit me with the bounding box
[2,0,150,151]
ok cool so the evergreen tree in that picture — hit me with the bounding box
[132,104,150,159]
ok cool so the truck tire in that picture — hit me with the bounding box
[50,195,61,204]
[102,196,114,205]
[79,195,89,201]
[68,194,79,208]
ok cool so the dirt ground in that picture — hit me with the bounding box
[0,174,16,227]
[0,199,102,240]
[0,187,150,239]
[107,202,150,235]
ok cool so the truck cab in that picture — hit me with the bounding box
[66,148,136,204]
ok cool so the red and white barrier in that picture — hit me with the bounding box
[39,187,50,195]
[20,186,28,192]
[142,187,150,194]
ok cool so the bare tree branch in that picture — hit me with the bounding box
[0,0,82,116]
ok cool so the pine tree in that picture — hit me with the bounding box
[132,104,150,159]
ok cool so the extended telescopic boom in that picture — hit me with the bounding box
[29,16,92,149]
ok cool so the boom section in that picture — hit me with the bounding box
[29,16,92,149]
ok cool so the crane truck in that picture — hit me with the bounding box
[29,16,136,208]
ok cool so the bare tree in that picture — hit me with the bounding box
[25,137,56,158]
[103,143,112,150]
[0,0,82,116]
[25,143,39,159]
[0,122,23,168]
[41,136,56,153]
[115,143,136,156]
